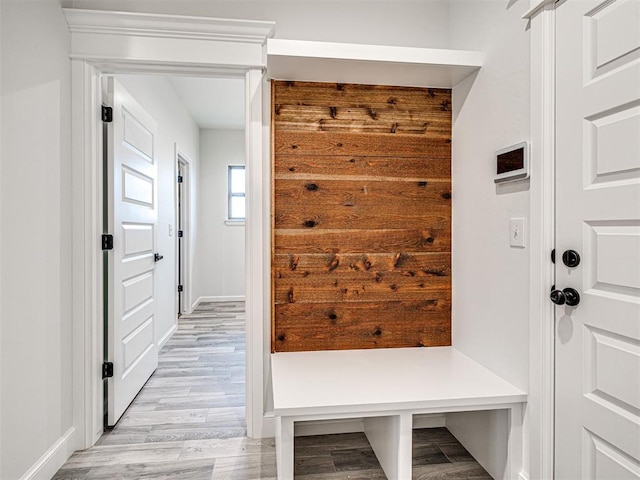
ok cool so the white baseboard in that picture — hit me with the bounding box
[295,418,365,437]
[20,427,76,480]
[158,323,177,349]
[192,295,246,310]
[413,413,447,429]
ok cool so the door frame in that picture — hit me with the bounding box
[175,149,192,315]
[65,8,276,449]
[525,1,557,479]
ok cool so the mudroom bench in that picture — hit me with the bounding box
[271,346,527,480]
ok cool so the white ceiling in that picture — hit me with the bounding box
[168,76,245,130]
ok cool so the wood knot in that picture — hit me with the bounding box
[291,144,298,150]
[306,183,319,191]
[304,219,317,228]
[445,138,452,144]
[349,158,356,163]
[374,273,383,283]
[336,142,343,147]
[287,288,295,303]
[390,123,398,134]
[274,105,282,115]
[440,99,451,111]
[289,255,299,271]
[329,106,338,119]
[328,254,340,272]
[427,88,435,98]
[288,167,295,172]
[277,334,286,341]
[390,284,398,291]
[425,237,434,244]
[368,108,378,120]
[336,84,345,91]
[362,256,372,271]
[328,312,338,321]
[418,181,428,187]
[393,253,409,268]
[374,328,382,337]
[387,97,397,105]
[442,192,451,199]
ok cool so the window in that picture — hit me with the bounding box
[228,165,246,221]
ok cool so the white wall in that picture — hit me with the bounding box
[447,1,531,478]
[115,75,200,345]
[0,1,73,478]
[193,129,245,305]
[62,0,451,48]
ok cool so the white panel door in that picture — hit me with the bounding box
[555,0,640,478]
[106,78,159,426]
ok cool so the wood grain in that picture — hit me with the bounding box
[275,155,451,180]
[274,131,451,157]
[273,299,451,351]
[274,253,451,304]
[272,80,451,352]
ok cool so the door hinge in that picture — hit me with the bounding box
[102,234,114,250]
[177,230,183,238]
[102,362,114,379]
[178,285,184,292]
[551,248,556,264]
[101,105,113,123]
[177,175,183,183]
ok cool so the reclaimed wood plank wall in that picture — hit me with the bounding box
[272,80,452,353]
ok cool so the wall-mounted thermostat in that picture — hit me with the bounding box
[494,141,529,183]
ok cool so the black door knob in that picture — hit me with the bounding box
[563,287,580,306]
[550,289,566,305]
[562,250,581,268]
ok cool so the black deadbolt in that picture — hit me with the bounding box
[562,249,581,268]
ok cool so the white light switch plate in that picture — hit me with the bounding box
[510,218,526,248]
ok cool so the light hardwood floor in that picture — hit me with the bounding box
[53,301,491,479]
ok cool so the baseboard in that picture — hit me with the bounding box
[295,418,365,437]
[158,323,177,349]
[192,295,246,310]
[20,427,76,480]
[413,413,447,429]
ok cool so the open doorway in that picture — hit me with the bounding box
[101,73,248,438]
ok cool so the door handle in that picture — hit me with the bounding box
[550,287,580,307]
[154,253,164,262]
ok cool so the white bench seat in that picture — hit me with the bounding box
[271,346,527,480]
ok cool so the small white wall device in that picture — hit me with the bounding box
[494,141,529,183]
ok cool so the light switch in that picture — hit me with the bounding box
[510,218,526,248]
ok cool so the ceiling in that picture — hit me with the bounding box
[167,76,245,129]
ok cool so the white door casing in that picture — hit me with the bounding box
[555,0,640,478]
[106,77,160,426]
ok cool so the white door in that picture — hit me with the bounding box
[555,0,640,478]
[105,78,159,426]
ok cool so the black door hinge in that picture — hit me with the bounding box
[551,248,556,264]
[102,362,114,379]
[178,285,184,292]
[102,105,113,123]
[102,234,114,250]
[177,175,183,183]
[178,230,183,238]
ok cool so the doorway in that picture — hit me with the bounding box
[101,73,248,431]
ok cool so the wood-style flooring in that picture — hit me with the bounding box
[53,301,492,479]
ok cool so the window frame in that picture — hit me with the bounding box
[227,164,246,223]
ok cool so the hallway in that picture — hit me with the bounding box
[52,302,490,479]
